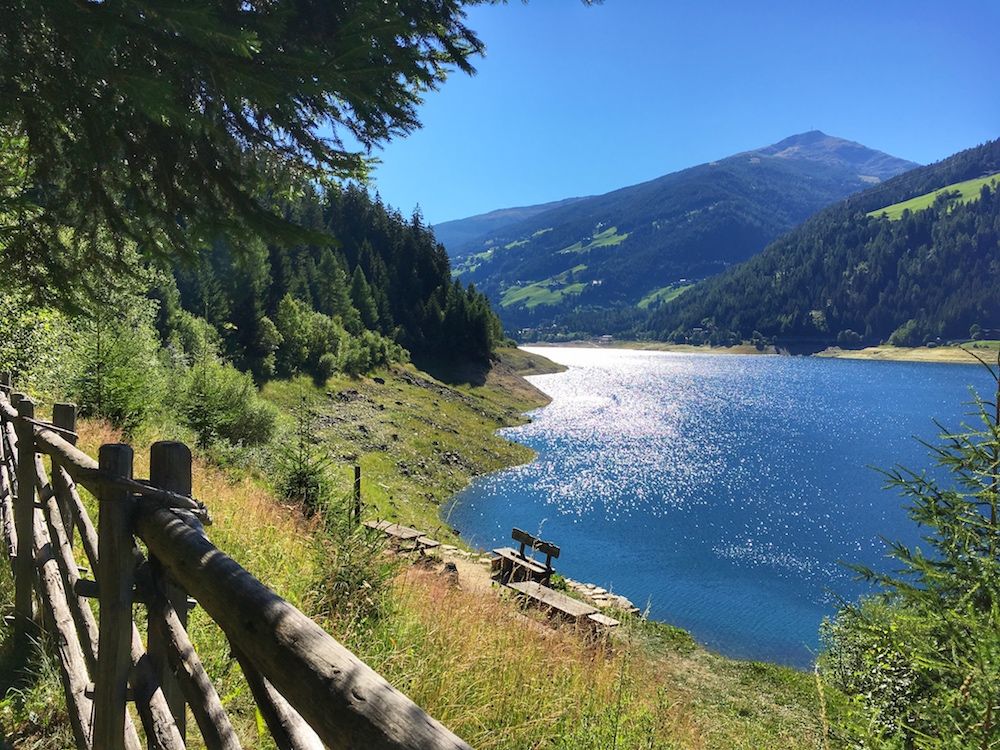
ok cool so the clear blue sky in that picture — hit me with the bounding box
[355,0,1000,225]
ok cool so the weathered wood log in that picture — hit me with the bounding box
[231,644,322,750]
[148,442,193,739]
[128,642,186,750]
[34,453,100,673]
[0,424,16,569]
[146,594,243,750]
[135,506,474,750]
[52,403,78,545]
[56,465,100,572]
[31,504,94,749]
[93,445,138,750]
[2,392,22,468]
[13,397,37,653]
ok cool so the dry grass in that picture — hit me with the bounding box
[3,407,841,749]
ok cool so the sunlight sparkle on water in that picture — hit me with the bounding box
[447,347,993,666]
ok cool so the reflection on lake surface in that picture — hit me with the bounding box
[446,347,993,667]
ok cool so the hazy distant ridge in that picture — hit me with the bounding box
[433,196,588,251]
[437,131,918,333]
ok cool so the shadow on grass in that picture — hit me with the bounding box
[410,355,491,387]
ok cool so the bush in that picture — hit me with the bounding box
[307,500,398,628]
[314,352,338,385]
[165,308,221,363]
[837,329,862,347]
[180,358,277,448]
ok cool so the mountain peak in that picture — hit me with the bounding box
[752,131,918,180]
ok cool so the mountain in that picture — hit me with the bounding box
[639,138,1000,347]
[443,131,918,335]
[432,196,588,251]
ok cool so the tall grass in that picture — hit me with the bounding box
[2,418,839,749]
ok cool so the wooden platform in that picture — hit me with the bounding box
[506,580,598,622]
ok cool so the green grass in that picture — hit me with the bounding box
[1,361,845,749]
[453,247,495,276]
[261,364,547,542]
[637,283,694,309]
[500,265,588,309]
[559,225,630,254]
[494,346,567,376]
[868,172,1000,220]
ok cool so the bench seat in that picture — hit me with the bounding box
[491,547,546,575]
[416,536,440,549]
[587,612,621,629]
[506,580,598,621]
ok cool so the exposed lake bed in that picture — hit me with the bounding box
[447,346,995,667]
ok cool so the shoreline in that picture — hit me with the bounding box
[523,339,997,365]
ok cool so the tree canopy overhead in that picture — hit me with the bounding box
[0,0,486,299]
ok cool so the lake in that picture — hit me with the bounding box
[445,347,994,667]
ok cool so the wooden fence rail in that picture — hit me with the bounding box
[0,374,472,750]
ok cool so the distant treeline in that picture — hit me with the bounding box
[161,184,503,381]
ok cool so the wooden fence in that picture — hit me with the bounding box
[0,373,471,750]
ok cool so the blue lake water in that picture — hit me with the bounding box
[445,347,994,668]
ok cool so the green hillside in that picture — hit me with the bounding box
[500,265,588,309]
[441,131,916,336]
[868,172,1000,220]
[640,138,1000,347]
[638,283,694,309]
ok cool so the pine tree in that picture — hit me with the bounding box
[822,366,1000,748]
[0,0,487,302]
[350,266,380,331]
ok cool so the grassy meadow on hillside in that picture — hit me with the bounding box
[867,171,1000,219]
[500,266,589,309]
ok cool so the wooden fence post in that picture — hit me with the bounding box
[13,396,37,654]
[354,464,362,525]
[93,444,136,750]
[52,403,78,545]
[148,441,192,740]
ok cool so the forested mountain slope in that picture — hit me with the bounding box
[641,138,1000,347]
[445,131,916,334]
[162,184,503,380]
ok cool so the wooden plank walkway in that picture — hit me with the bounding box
[364,520,422,541]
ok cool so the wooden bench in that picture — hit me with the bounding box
[491,528,560,586]
[506,582,622,632]
[506,580,596,623]
[363,520,440,553]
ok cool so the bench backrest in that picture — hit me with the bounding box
[511,528,560,560]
